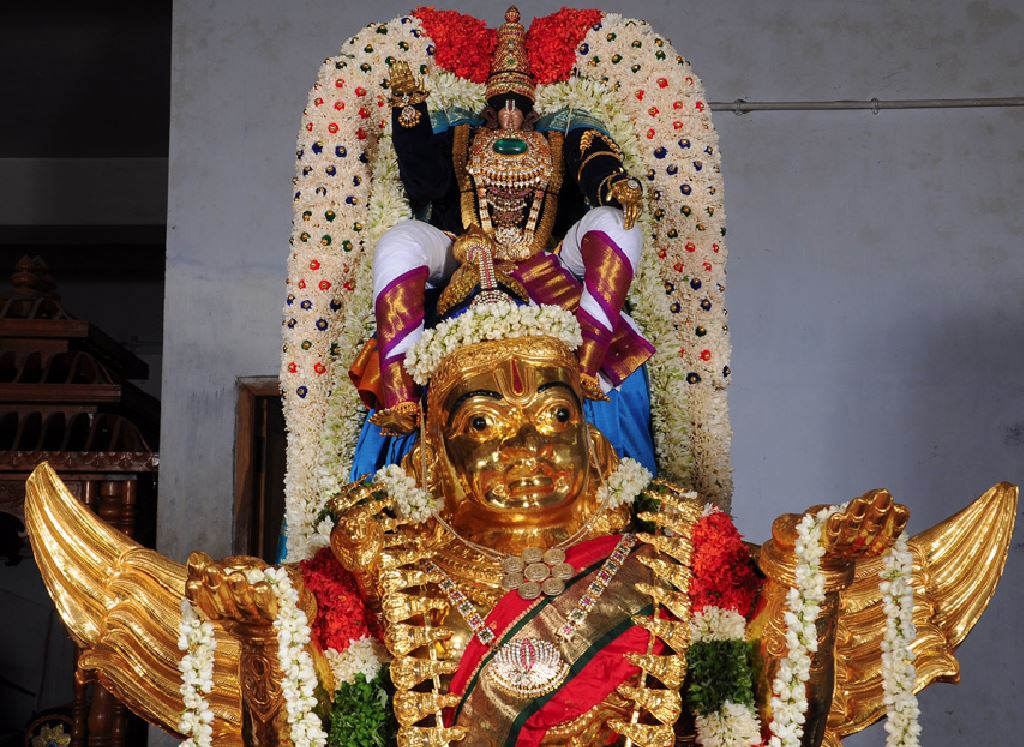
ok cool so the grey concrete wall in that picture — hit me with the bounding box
[164,1,1023,744]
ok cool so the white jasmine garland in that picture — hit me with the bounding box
[689,606,747,643]
[404,302,582,385]
[689,606,763,747]
[374,464,440,523]
[324,636,388,686]
[768,505,840,747]
[596,457,652,508]
[177,600,216,747]
[247,567,328,747]
[694,701,764,747]
[880,532,921,747]
[427,69,486,113]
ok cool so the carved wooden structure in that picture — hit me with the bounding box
[0,256,159,747]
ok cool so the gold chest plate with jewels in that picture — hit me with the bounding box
[466,129,553,190]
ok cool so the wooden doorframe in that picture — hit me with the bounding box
[233,376,281,557]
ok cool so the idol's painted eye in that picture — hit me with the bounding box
[555,407,570,423]
[472,415,488,432]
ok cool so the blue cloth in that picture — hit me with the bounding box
[348,364,656,481]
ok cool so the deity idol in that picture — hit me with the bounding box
[23,7,1019,747]
[360,6,649,436]
[25,300,1017,746]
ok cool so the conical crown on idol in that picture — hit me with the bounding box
[486,6,535,107]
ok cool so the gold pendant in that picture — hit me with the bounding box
[487,637,569,698]
[504,547,573,600]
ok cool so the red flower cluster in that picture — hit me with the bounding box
[413,7,497,83]
[689,511,763,618]
[300,548,380,651]
[526,8,603,84]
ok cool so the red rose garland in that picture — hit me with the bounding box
[526,8,603,84]
[689,509,762,618]
[299,548,380,652]
[413,7,602,85]
[413,7,497,83]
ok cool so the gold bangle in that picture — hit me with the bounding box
[579,130,622,160]
[396,105,422,128]
[599,170,626,202]
[575,151,621,183]
[389,91,428,108]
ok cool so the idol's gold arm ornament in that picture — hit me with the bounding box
[607,177,643,230]
[752,483,1017,747]
[389,59,429,128]
[24,463,244,746]
[186,552,324,746]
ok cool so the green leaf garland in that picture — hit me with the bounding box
[685,640,757,716]
[328,673,395,747]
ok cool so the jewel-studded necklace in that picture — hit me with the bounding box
[423,533,637,647]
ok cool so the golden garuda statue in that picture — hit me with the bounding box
[25,326,1019,747]
[24,7,1018,747]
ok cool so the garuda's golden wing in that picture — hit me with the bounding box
[827,482,1017,741]
[25,463,243,745]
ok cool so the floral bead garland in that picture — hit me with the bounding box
[404,302,582,385]
[374,463,440,522]
[177,600,216,747]
[767,506,840,747]
[880,532,921,747]
[597,457,652,508]
[284,13,434,562]
[685,508,763,747]
[246,567,328,747]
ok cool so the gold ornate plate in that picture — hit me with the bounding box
[487,637,570,698]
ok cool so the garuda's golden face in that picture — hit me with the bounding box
[420,337,598,537]
[443,359,588,512]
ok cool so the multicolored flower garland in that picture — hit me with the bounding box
[568,14,732,501]
[685,508,763,747]
[284,14,434,561]
[283,9,735,562]
[177,600,216,747]
[299,549,392,745]
[880,532,921,747]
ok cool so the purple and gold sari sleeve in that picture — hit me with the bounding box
[509,249,653,387]
[576,230,653,384]
[374,265,428,409]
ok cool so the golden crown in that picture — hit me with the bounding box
[486,6,535,104]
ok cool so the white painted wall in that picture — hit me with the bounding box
[164,1,1023,744]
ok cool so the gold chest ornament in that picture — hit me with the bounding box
[463,128,559,260]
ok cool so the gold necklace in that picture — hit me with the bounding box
[423,533,637,647]
[433,512,602,600]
